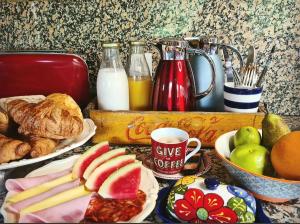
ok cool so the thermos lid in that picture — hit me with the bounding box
[102,42,120,48]
[199,37,218,49]
[184,37,200,48]
[198,36,217,43]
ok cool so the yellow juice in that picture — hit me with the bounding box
[128,76,152,110]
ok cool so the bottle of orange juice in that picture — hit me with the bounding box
[127,41,152,110]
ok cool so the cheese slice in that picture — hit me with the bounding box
[8,173,73,203]
[20,185,90,215]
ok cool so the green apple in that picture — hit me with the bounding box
[230,144,270,175]
[234,126,261,147]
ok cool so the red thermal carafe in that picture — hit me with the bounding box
[152,38,216,111]
[153,60,193,111]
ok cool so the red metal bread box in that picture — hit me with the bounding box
[0,52,90,107]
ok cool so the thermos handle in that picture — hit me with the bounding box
[187,49,216,99]
[219,44,244,69]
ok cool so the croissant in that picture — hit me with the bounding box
[8,99,83,140]
[28,136,59,158]
[0,109,9,134]
[0,134,31,163]
[46,93,83,120]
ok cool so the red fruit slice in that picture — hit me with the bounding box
[98,162,142,199]
[83,148,126,180]
[72,141,109,179]
[85,155,136,191]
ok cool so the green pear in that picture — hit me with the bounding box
[262,114,290,150]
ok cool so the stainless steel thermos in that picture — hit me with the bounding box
[189,37,224,111]
[187,37,243,112]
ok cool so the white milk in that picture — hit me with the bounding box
[97,68,129,110]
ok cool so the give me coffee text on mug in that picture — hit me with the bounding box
[151,127,202,175]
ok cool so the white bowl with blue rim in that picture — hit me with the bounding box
[215,130,300,203]
[224,82,263,113]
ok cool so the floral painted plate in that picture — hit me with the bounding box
[155,186,271,223]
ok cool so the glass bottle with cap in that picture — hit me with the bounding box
[97,42,129,110]
[127,41,152,110]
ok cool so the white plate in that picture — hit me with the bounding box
[0,119,96,170]
[1,155,159,223]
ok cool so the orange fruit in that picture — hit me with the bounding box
[271,131,300,180]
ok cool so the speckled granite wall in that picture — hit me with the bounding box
[0,0,299,115]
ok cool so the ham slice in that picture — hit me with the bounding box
[5,169,94,223]
[6,169,70,193]
[19,193,93,223]
[6,179,80,214]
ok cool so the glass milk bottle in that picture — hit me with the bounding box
[127,41,152,110]
[97,42,129,110]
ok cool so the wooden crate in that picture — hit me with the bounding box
[90,110,265,148]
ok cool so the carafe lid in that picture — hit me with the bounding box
[158,38,188,60]
[159,38,189,48]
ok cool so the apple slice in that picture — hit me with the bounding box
[83,148,126,180]
[98,162,141,199]
[72,141,109,179]
[85,155,136,191]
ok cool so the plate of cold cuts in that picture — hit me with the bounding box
[1,151,159,223]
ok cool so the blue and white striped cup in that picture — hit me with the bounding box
[224,83,263,113]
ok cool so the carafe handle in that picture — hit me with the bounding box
[187,49,216,99]
[148,42,162,82]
